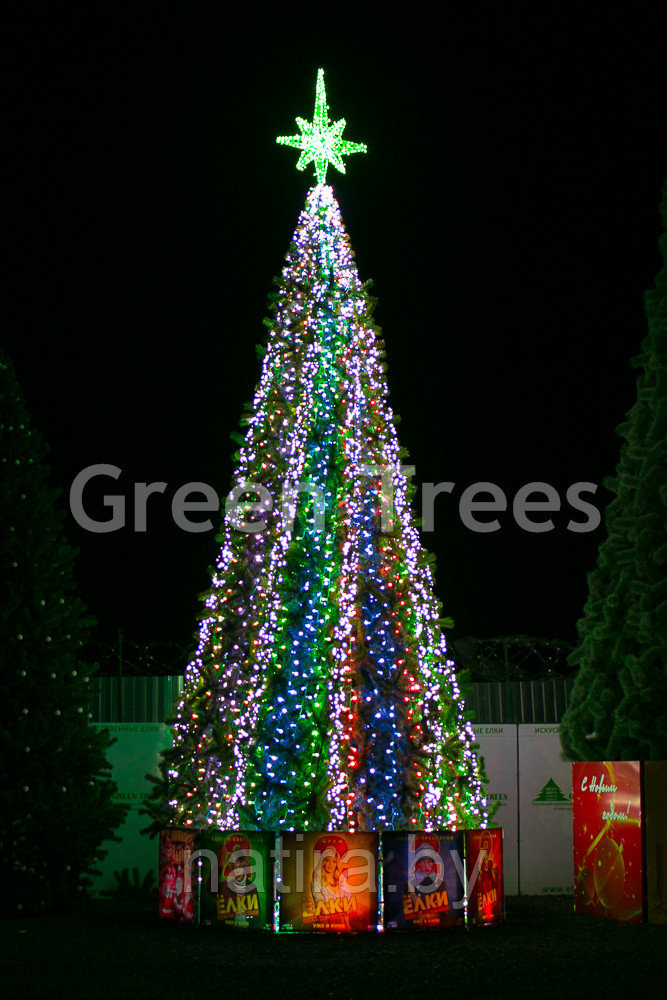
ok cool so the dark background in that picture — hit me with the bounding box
[5,8,666,652]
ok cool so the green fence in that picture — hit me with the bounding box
[88,675,574,724]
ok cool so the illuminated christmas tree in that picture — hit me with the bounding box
[146,70,487,834]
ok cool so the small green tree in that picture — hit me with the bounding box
[560,182,667,761]
[0,348,126,913]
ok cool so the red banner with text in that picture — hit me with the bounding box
[572,761,644,923]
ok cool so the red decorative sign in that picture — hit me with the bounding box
[158,828,196,922]
[466,828,504,926]
[572,762,644,923]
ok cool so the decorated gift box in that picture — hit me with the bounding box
[573,761,648,923]
[158,828,196,922]
[195,829,274,929]
[573,761,667,925]
[382,831,466,930]
[277,831,379,932]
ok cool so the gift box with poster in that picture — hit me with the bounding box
[278,831,378,932]
[382,830,465,930]
[573,761,645,923]
[196,829,274,929]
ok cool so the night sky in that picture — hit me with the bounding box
[5,10,666,652]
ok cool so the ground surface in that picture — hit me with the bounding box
[1,896,665,999]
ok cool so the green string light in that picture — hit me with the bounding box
[277,68,367,184]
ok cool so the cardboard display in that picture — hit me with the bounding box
[572,761,644,923]
[277,831,379,932]
[382,831,465,930]
[196,830,274,929]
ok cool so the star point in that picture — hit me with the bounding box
[277,68,367,185]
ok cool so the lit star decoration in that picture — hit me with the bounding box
[276,69,367,184]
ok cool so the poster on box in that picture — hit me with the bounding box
[278,832,378,932]
[158,829,196,922]
[466,828,504,925]
[382,831,465,930]
[197,830,274,929]
[572,761,644,923]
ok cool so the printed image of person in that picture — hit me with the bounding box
[171,862,188,918]
[159,860,179,919]
[220,833,256,895]
[478,836,498,903]
[407,833,443,896]
[400,832,465,926]
[214,832,260,925]
[413,853,439,892]
[310,834,351,904]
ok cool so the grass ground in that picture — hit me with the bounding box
[1,895,665,999]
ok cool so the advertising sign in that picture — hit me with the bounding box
[472,724,518,893]
[382,831,465,930]
[196,830,274,929]
[158,829,196,922]
[518,724,573,894]
[278,832,378,932]
[572,761,644,923]
[466,828,504,925]
[90,723,171,896]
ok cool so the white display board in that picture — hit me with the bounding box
[90,723,170,895]
[517,724,573,895]
[472,725,518,893]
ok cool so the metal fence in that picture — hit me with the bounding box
[88,675,184,723]
[466,677,575,724]
[88,675,574,724]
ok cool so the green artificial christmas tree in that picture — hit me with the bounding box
[560,181,667,761]
[0,347,126,913]
[146,70,488,836]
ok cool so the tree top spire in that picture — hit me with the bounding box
[276,68,367,185]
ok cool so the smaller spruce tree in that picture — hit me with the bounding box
[0,348,126,913]
[560,182,667,761]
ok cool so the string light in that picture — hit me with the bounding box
[161,181,488,834]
